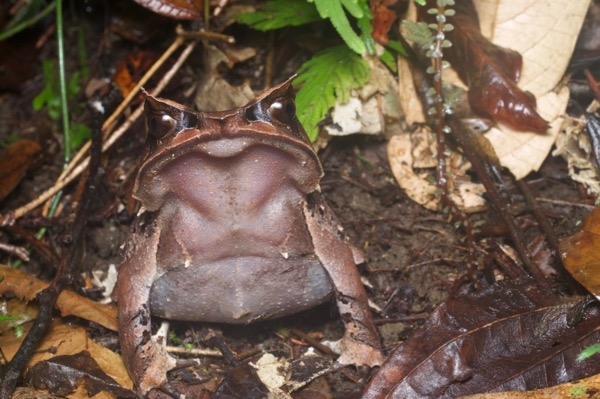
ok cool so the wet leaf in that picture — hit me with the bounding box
[27,351,135,398]
[0,139,41,202]
[0,264,118,331]
[560,206,600,299]
[132,0,203,19]
[363,279,600,398]
[418,0,548,133]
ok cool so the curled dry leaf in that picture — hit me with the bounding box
[560,206,600,299]
[387,129,486,212]
[0,139,41,202]
[363,279,600,398]
[0,264,118,331]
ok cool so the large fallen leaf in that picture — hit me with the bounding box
[0,264,118,331]
[399,0,590,181]
[420,0,548,133]
[475,0,591,179]
[362,279,600,398]
[560,206,600,299]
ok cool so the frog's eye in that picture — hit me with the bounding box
[147,114,176,139]
[268,98,296,126]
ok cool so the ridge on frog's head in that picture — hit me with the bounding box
[134,76,322,211]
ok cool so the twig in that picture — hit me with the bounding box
[165,346,223,357]
[0,242,29,262]
[535,197,595,210]
[0,100,104,399]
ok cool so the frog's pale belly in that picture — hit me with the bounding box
[149,256,333,323]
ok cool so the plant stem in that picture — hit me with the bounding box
[56,0,70,165]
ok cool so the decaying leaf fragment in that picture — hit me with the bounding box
[560,206,600,299]
[363,279,600,399]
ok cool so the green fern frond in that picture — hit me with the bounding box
[294,46,370,140]
[237,0,320,31]
[310,0,367,55]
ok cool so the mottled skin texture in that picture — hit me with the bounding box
[117,79,384,397]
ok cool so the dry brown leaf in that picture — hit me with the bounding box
[0,264,118,331]
[1,320,133,394]
[475,0,591,94]
[560,206,600,299]
[459,372,600,399]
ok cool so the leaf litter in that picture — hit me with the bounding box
[0,0,597,392]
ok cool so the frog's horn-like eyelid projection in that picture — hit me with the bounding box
[142,88,198,139]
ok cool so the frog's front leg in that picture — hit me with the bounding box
[117,228,178,397]
[303,193,384,367]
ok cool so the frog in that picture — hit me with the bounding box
[116,77,384,397]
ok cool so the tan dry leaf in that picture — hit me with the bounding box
[398,0,589,181]
[1,320,133,392]
[474,0,591,179]
[475,0,591,94]
[0,264,118,331]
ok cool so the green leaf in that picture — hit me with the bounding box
[237,0,320,30]
[578,343,600,361]
[310,0,366,54]
[69,123,91,153]
[294,46,370,141]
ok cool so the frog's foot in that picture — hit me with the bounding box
[134,325,201,398]
[335,333,385,368]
